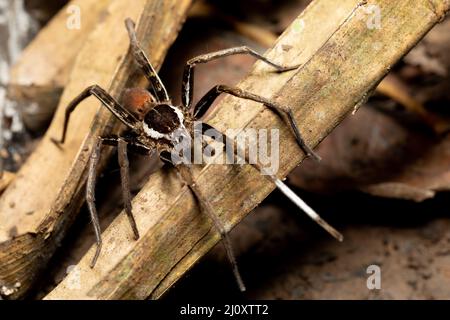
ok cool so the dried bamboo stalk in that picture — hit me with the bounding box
[46,0,449,300]
[192,1,442,134]
[0,0,192,299]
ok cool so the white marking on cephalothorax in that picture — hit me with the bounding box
[142,104,186,140]
[143,125,166,139]
[171,105,184,124]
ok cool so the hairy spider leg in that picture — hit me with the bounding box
[181,46,299,111]
[53,85,140,145]
[176,164,246,292]
[198,122,343,242]
[86,137,103,268]
[193,84,321,161]
[87,135,154,267]
[125,18,170,103]
[118,139,140,240]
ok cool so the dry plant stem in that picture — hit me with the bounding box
[44,0,449,300]
[0,0,192,299]
[196,1,441,134]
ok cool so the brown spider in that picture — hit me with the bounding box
[53,18,343,292]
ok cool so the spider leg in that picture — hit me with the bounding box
[118,138,140,241]
[87,137,103,268]
[101,135,155,156]
[53,85,140,144]
[124,18,169,102]
[197,122,343,242]
[87,135,154,268]
[176,164,246,292]
[181,46,299,110]
[194,85,321,161]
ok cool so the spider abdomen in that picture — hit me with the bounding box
[122,88,155,120]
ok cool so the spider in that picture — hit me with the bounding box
[53,18,343,292]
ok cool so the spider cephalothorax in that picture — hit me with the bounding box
[142,104,186,139]
[120,87,195,159]
[54,18,342,292]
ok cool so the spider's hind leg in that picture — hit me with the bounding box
[175,164,246,292]
[198,122,342,242]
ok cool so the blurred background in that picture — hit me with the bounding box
[2,0,450,299]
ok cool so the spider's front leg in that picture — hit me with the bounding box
[194,85,321,161]
[86,135,154,267]
[181,46,299,111]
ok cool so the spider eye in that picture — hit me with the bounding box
[122,88,155,119]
